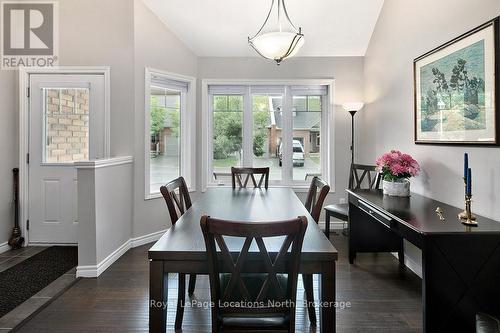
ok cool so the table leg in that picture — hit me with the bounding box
[319,262,336,333]
[325,211,331,237]
[150,260,168,333]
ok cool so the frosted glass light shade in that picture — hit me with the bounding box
[251,32,304,61]
[342,102,364,112]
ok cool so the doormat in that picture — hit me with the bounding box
[0,246,77,318]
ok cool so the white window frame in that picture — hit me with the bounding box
[201,79,335,192]
[145,68,196,199]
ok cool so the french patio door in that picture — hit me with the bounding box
[28,74,105,244]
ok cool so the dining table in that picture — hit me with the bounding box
[149,187,338,332]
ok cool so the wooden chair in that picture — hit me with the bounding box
[304,176,330,223]
[231,167,269,189]
[324,164,381,236]
[303,176,330,326]
[159,176,196,329]
[200,215,308,333]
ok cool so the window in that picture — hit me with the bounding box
[253,94,282,181]
[292,95,322,181]
[43,88,89,163]
[204,82,332,189]
[212,95,243,177]
[146,69,196,198]
[149,87,181,193]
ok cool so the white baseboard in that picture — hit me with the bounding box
[391,252,422,278]
[76,229,167,278]
[317,221,345,230]
[130,229,167,248]
[77,239,131,278]
[0,241,10,254]
[403,253,422,278]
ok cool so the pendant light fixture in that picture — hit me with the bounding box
[248,0,304,65]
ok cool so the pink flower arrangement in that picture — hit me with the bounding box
[376,150,420,181]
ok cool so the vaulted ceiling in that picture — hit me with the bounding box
[142,0,384,57]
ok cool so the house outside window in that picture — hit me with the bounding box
[203,81,334,190]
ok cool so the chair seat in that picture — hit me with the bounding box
[221,315,289,330]
[324,203,349,220]
[219,273,290,331]
[477,313,500,333]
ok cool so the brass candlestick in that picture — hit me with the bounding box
[458,178,468,220]
[460,195,477,226]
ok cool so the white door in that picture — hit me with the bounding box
[28,74,106,244]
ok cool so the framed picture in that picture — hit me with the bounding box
[414,17,499,145]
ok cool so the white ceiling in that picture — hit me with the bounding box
[142,0,384,57]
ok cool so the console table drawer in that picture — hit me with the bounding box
[358,200,394,229]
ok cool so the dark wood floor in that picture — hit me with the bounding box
[16,234,422,332]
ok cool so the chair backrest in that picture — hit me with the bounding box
[305,177,330,223]
[160,177,192,224]
[200,215,308,328]
[348,164,381,190]
[231,167,270,189]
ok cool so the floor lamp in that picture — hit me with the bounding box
[342,102,365,166]
[341,102,364,236]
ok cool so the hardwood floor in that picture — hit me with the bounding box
[16,234,422,332]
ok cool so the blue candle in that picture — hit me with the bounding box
[466,168,472,196]
[464,153,468,180]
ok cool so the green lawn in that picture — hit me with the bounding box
[213,156,239,167]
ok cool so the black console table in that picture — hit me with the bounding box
[348,189,500,333]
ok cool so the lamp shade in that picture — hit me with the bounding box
[251,32,305,61]
[342,102,364,112]
[247,0,304,65]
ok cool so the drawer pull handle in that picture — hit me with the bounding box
[358,201,393,229]
[435,207,445,221]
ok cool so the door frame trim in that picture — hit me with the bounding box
[19,66,111,245]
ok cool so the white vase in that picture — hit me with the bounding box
[382,179,410,197]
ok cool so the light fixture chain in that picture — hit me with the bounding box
[248,0,275,41]
[281,0,299,32]
[278,0,282,32]
[247,0,304,65]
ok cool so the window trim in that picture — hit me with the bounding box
[201,79,335,192]
[145,68,196,200]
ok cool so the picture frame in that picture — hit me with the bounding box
[414,17,499,145]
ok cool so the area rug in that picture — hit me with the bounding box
[0,246,77,318]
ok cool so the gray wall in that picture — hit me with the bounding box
[95,163,134,263]
[361,0,500,272]
[59,0,135,156]
[76,158,133,273]
[0,0,135,249]
[0,68,17,249]
[197,57,365,212]
[132,0,198,238]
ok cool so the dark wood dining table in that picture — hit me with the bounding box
[149,187,338,332]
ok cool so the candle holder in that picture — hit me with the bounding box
[458,177,468,220]
[459,195,477,226]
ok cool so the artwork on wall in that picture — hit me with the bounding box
[414,17,499,145]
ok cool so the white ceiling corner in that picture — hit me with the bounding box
[142,0,384,57]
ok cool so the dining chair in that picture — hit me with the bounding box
[303,176,330,326]
[304,176,330,223]
[200,215,308,333]
[231,167,270,189]
[324,164,381,236]
[159,176,196,329]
